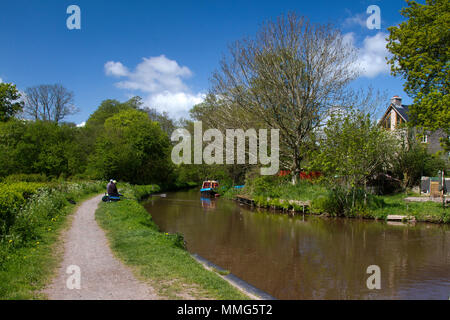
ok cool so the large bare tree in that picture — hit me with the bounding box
[24,84,78,123]
[211,13,361,183]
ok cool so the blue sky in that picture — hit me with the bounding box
[0,0,414,124]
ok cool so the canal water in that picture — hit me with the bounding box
[143,189,450,300]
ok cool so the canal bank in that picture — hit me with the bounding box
[222,180,449,224]
[145,189,450,300]
[94,184,249,300]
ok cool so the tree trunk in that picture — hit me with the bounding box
[364,180,367,206]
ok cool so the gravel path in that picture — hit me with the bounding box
[44,194,158,300]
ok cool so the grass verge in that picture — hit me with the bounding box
[222,176,449,223]
[95,184,249,300]
[0,181,105,299]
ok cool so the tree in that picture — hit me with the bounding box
[85,97,145,129]
[211,13,361,183]
[392,133,445,189]
[311,109,396,206]
[24,84,78,123]
[0,119,86,178]
[143,107,176,137]
[89,109,174,184]
[386,0,449,150]
[0,82,23,122]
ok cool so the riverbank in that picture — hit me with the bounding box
[222,177,449,224]
[95,184,249,300]
[0,181,106,299]
[147,189,450,299]
[44,194,158,299]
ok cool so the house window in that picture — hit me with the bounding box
[421,135,428,143]
[385,115,391,129]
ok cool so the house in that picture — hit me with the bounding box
[379,96,446,155]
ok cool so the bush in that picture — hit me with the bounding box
[392,141,447,189]
[1,173,48,183]
[246,175,281,198]
[172,232,187,250]
[130,184,160,201]
[0,182,45,236]
[0,181,105,247]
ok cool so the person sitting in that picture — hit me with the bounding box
[107,179,119,197]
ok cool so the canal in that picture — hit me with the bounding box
[143,189,450,300]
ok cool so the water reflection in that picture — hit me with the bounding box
[144,189,450,300]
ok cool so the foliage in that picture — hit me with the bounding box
[0,82,23,122]
[392,136,446,189]
[0,181,105,299]
[0,95,178,187]
[0,181,104,244]
[1,173,48,183]
[311,109,396,191]
[0,119,87,178]
[89,109,174,184]
[209,13,381,183]
[85,98,140,130]
[130,184,161,201]
[386,0,449,150]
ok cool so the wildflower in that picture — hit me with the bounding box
[9,239,13,243]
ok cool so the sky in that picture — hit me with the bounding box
[0,0,414,125]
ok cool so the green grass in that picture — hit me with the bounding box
[95,185,249,300]
[0,181,105,299]
[228,176,449,223]
[368,192,449,223]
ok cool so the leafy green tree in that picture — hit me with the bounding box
[0,120,86,178]
[392,136,445,189]
[0,82,23,122]
[85,98,140,130]
[386,0,449,150]
[311,109,396,206]
[89,109,174,184]
[143,107,176,137]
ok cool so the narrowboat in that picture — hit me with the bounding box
[200,180,219,197]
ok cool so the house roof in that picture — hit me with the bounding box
[380,103,410,123]
[392,104,410,122]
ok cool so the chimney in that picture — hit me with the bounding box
[391,96,402,106]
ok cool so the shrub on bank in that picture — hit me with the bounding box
[0,180,106,299]
[242,175,448,223]
[1,174,48,183]
[129,184,161,201]
[0,181,105,250]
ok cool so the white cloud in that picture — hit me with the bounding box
[104,55,203,118]
[145,91,206,119]
[345,32,391,78]
[0,78,3,83]
[104,61,129,77]
[76,121,86,127]
[343,13,367,28]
